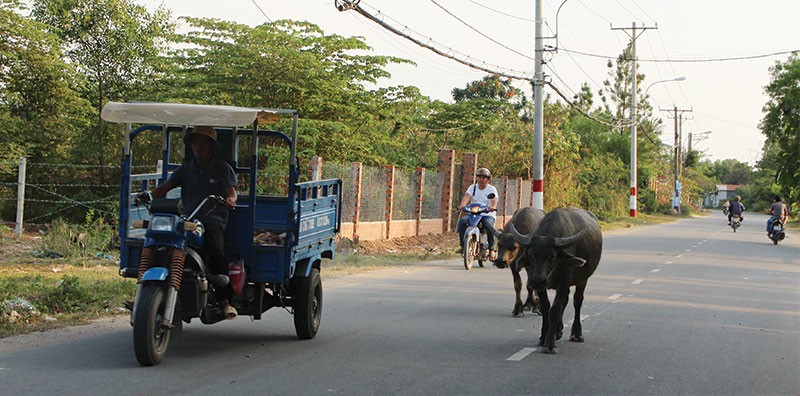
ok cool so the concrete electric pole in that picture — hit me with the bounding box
[661,106,692,213]
[611,22,656,217]
[532,0,544,210]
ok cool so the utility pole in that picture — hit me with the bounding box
[532,0,544,210]
[661,106,692,214]
[611,22,657,217]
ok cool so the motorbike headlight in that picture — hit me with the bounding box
[149,215,174,232]
[470,206,481,213]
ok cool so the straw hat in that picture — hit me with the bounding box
[184,126,219,147]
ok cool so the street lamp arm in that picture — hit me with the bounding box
[644,76,686,97]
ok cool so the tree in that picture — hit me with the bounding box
[159,18,411,166]
[31,0,174,178]
[701,159,752,185]
[760,53,800,207]
[0,0,89,165]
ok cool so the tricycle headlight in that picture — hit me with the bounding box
[149,215,174,232]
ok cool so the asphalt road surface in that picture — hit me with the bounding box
[1,213,798,396]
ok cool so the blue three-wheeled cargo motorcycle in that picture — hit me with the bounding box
[101,102,342,366]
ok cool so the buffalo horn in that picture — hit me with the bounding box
[553,227,587,248]
[508,223,533,246]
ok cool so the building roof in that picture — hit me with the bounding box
[715,184,741,192]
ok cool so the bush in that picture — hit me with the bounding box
[37,210,117,259]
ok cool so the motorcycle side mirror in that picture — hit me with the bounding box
[487,193,496,199]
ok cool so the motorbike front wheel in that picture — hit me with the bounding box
[133,284,171,366]
[463,235,477,270]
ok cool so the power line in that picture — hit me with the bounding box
[469,0,533,22]
[428,0,534,61]
[560,47,799,62]
[338,1,534,81]
[250,0,272,23]
[337,1,634,131]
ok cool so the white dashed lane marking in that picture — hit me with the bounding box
[507,347,537,361]
[507,315,591,361]
[665,261,673,265]
[608,293,623,301]
[651,269,661,273]
[632,279,644,285]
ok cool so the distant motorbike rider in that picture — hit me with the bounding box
[456,168,499,259]
[766,195,789,235]
[722,200,730,215]
[728,195,745,225]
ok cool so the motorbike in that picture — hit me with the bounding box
[768,218,786,245]
[460,201,496,270]
[730,214,741,232]
[130,194,237,365]
[722,206,729,216]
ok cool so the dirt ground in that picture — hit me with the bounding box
[338,232,460,256]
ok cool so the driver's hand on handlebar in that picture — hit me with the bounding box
[134,191,152,206]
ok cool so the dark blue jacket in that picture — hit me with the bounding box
[729,201,745,215]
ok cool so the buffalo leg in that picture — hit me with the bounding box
[542,285,570,354]
[570,283,587,342]
[523,266,539,315]
[535,288,550,347]
[511,267,525,317]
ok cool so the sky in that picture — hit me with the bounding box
[139,0,800,166]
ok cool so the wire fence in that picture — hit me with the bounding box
[1,156,537,240]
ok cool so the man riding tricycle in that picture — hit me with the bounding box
[102,102,342,366]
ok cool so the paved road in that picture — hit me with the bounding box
[1,213,798,395]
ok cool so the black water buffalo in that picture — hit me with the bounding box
[493,207,546,317]
[509,207,602,354]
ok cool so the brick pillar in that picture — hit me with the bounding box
[415,167,425,236]
[460,152,478,196]
[351,162,362,242]
[384,165,395,239]
[309,156,323,181]
[438,149,455,233]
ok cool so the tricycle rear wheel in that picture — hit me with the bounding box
[133,285,171,366]
[294,268,322,339]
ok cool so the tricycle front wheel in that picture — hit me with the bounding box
[294,268,322,339]
[133,285,171,366]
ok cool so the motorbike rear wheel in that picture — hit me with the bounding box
[133,284,171,366]
[463,235,477,270]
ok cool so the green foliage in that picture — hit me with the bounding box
[0,269,135,334]
[31,0,175,179]
[700,158,752,185]
[575,153,628,220]
[760,53,800,206]
[37,212,117,258]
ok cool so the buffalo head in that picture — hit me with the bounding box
[508,222,587,287]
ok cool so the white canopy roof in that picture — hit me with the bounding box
[101,101,295,126]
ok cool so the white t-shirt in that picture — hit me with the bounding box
[464,184,498,219]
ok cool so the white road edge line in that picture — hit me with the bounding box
[507,347,537,361]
